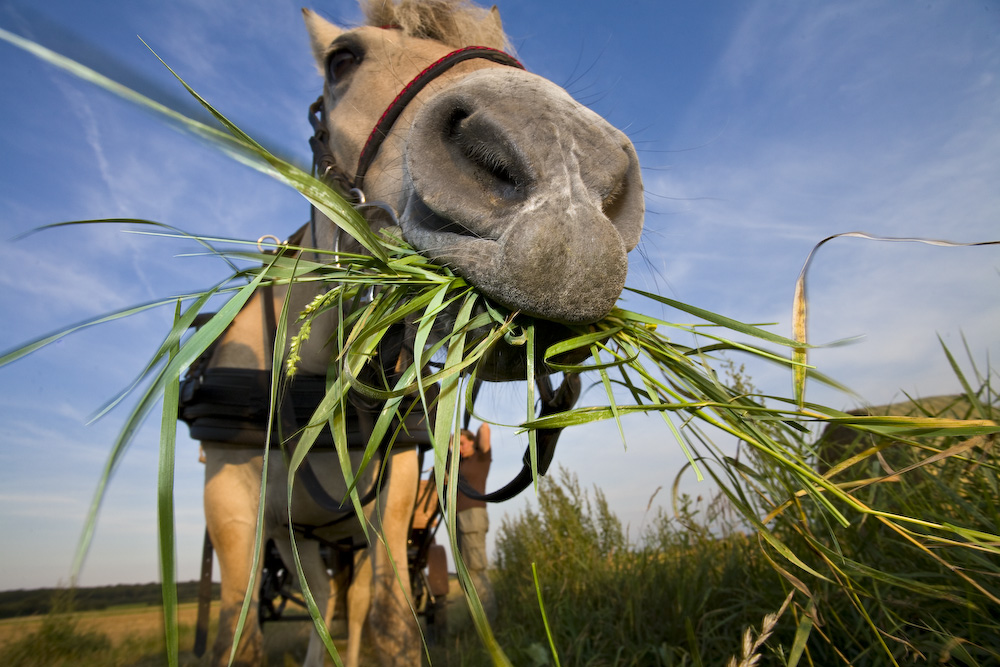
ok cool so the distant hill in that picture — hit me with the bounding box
[0,581,219,619]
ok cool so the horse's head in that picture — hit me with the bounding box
[303,3,644,319]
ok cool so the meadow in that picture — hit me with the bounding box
[435,363,1000,666]
[0,600,358,666]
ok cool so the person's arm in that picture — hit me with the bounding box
[476,423,491,454]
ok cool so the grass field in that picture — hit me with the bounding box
[0,600,360,666]
[0,581,474,666]
[0,602,202,650]
[2,380,995,666]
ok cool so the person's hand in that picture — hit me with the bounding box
[476,422,492,453]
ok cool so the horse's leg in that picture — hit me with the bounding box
[273,535,332,667]
[370,447,420,666]
[203,445,266,667]
[346,547,373,667]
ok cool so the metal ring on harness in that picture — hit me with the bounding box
[257,234,282,253]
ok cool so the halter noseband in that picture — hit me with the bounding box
[309,45,524,199]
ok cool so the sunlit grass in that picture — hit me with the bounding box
[465,362,999,665]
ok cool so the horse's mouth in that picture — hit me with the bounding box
[403,190,494,243]
[395,68,643,327]
[472,318,596,382]
[396,191,597,382]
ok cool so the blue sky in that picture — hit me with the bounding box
[0,1,997,590]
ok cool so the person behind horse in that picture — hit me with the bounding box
[456,423,496,620]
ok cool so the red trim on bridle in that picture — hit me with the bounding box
[354,45,524,191]
[310,45,524,197]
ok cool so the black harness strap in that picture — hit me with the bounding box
[192,530,214,657]
[457,373,581,504]
[354,46,523,192]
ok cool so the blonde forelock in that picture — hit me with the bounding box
[360,0,511,52]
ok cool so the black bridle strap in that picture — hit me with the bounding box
[457,373,581,504]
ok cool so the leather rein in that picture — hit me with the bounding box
[305,42,577,504]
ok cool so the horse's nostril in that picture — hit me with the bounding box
[461,137,524,193]
[445,107,471,140]
[601,173,640,232]
[440,104,531,202]
[599,144,645,251]
[601,180,626,221]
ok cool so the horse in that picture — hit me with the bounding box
[186,1,645,665]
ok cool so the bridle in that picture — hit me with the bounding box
[308,44,524,200]
[304,39,577,504]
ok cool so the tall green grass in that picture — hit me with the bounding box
[1,616,112,667]
[432,354,999,667]
[775,381,1000,662]
[493,470,786,666]
[0,592,113,667]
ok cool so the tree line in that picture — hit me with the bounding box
[0,581,219,619]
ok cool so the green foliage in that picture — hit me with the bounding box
[0,615,111,667]
[0,591,111,667]
[491,470,791,666]
[480,354,1000,667]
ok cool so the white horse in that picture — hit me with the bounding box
[190,1,645,665]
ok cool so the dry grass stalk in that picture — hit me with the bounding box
[726,591,794,667]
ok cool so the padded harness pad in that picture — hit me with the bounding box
[179,367,433,449]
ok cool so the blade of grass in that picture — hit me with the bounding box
[532,561,562,667]
[70,259,274,583]
[157,301,182,667]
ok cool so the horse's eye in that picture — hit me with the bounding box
[326,49,360,83]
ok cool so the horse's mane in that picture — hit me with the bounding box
[360,0,511,52]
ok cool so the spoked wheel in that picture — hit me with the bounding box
[258,539,307,624]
